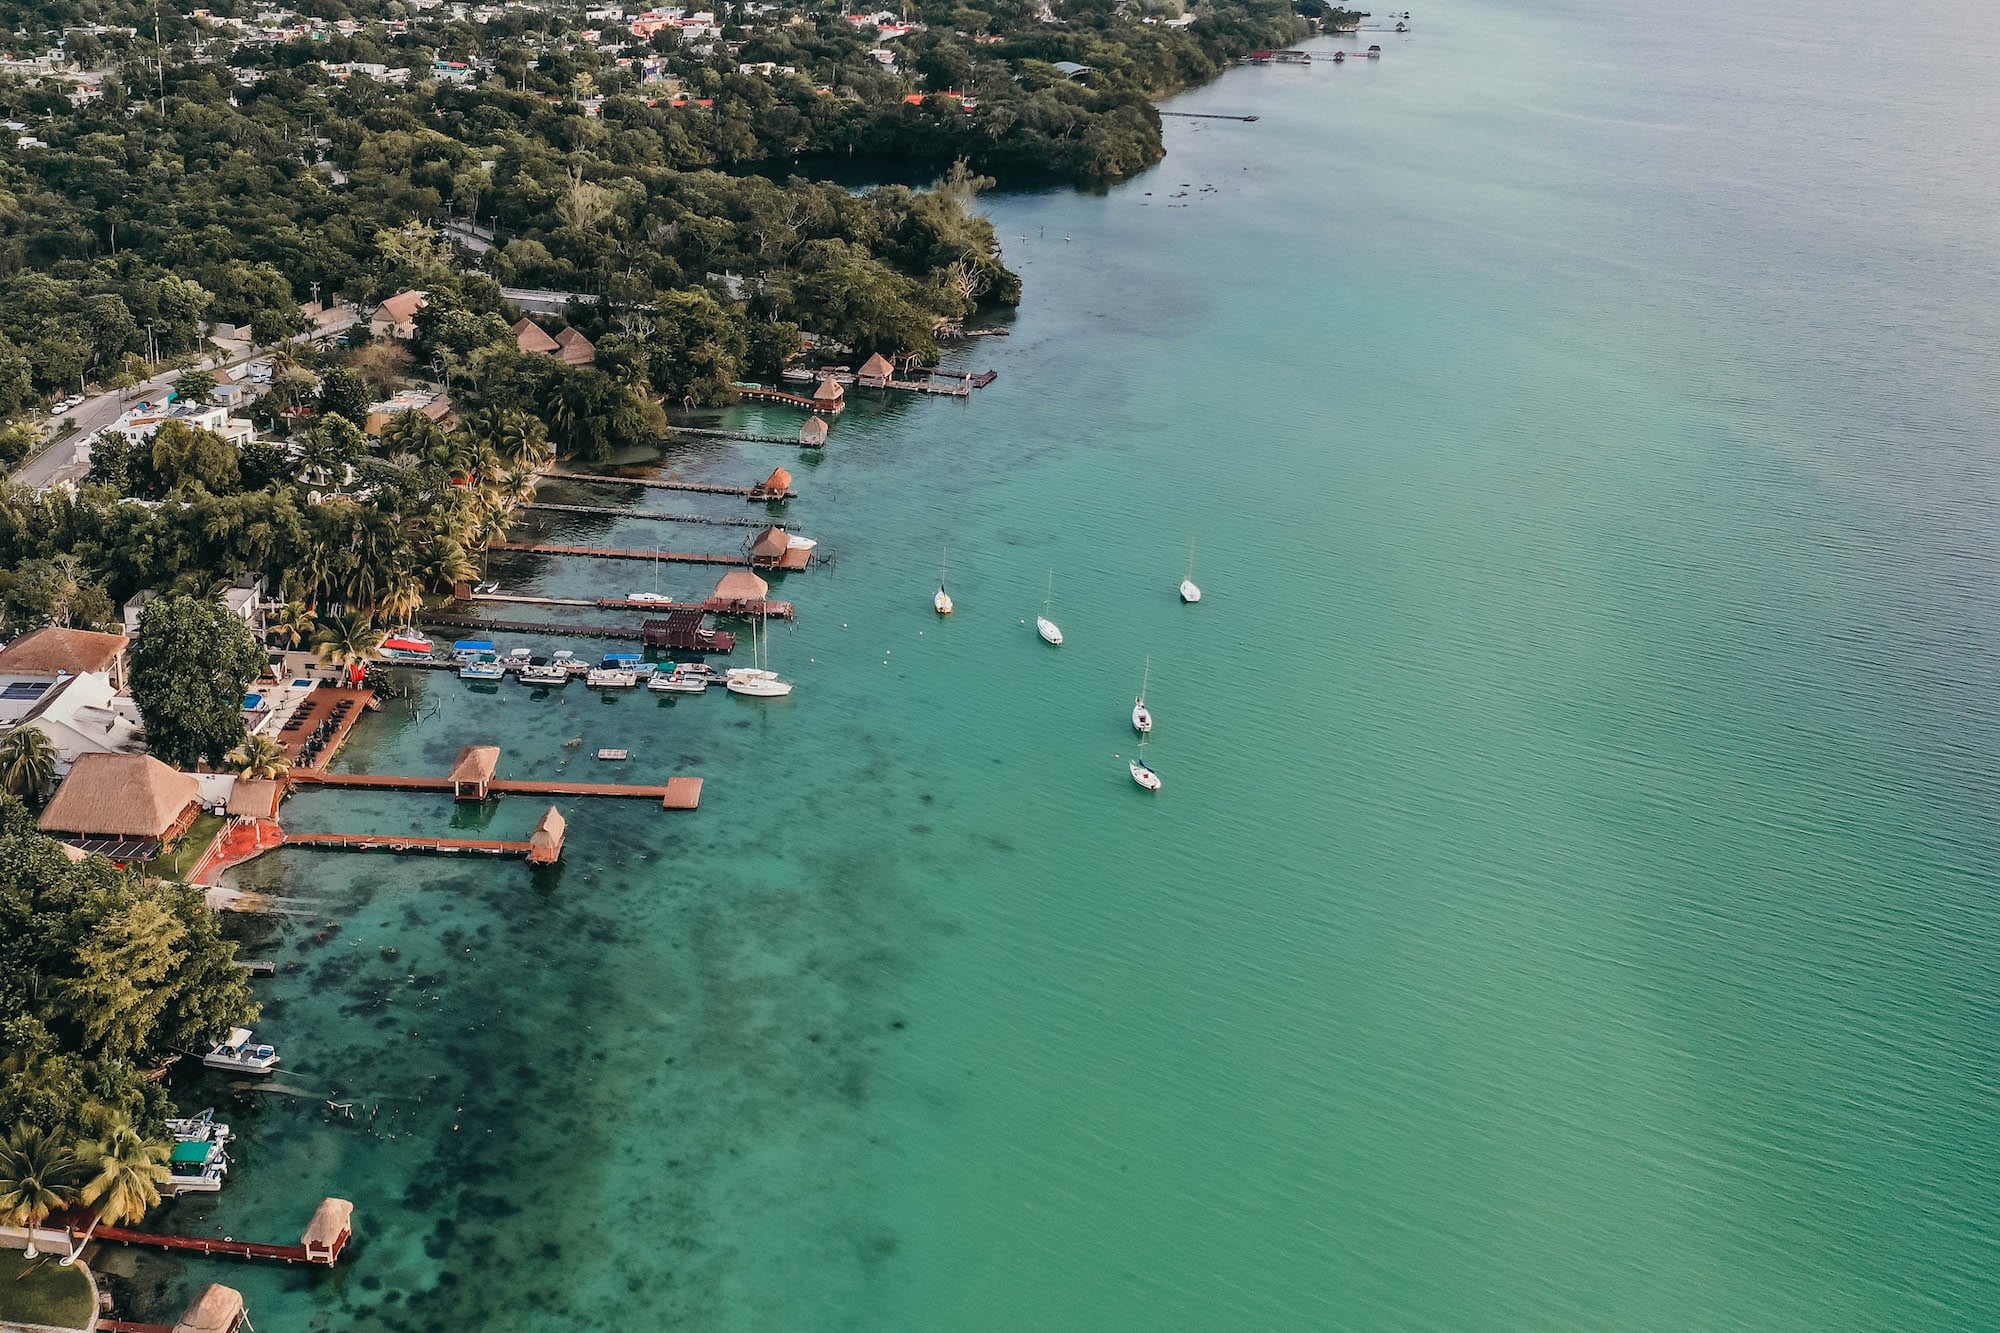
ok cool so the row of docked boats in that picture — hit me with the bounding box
[456,643,792,698]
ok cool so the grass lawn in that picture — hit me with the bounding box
[144,811,226,881]
[0,1248,95,1330]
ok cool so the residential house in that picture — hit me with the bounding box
[369,290,428,340]
[511,316,561,355]
[554,327,596,367]
[363,388,456,436]
[0,626,130,703]
[4,671,146,773]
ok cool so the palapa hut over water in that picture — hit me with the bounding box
[448,745,500,801]
[712,569,770,613]
[856,353,895,388]
[799,415,829,447]
[173,1283,247,1333]
[301,1197,355,1263]
[812,376,845,409]
[527,806,566,864]
[751,466,793,501]
[226,776,281,823]
[39,752,202,857]
[749,526,791,567]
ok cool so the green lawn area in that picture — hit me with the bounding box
[0,1248,96,1330]
[144,811,226,881]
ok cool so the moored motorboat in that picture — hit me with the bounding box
[202,1028,279,1074]
[649,670,707,693]
[379,629,434,660]
[164,1110,232,1195]
[520,658,568,684]
[459,661,505,681]
[586,668,639,688]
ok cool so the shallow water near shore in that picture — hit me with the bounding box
[126,0,2000,1326]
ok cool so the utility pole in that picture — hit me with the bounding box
[155,6,166,117]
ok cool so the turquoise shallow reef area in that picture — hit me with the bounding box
[125,0,2000,1325]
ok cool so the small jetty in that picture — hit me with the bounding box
[448,594,797,620]
[276,685,373,770]
[90,1198,353,1267]
[1246,48,1313,63]
[671,426,826,449]
[290,746,702,809]
[525,502,766,528]
[731,386,834,411]
[1159,110,1261,122]
[543,468,795,501]
[493,541,751,567]
[422,612,658,642]
[286,808,566,864]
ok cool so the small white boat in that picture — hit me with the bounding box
[379,629,434,660]
[787,535,818,552]
[1180,536,1201,603]
[1132,657,1153,733]
[586,668,639,688]
[1037,570,1063,645]
[649,671,707,693]
[1130,737,1162,791]
[935,543,953,615]
[670,662,723,683]
[202,1027,279,1075]
[459,662,505,681]
[520,661,568,684]
[598,748,629,761]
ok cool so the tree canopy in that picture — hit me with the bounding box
[128,592,266,768]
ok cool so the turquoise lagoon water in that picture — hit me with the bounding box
[119,0,2000,1327]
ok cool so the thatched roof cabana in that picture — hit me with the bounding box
[173,1283,246,1333]
[226,777,281,821]
[761,467,792,493]
[301,1197,354,1262]
[812,377,845,403]
[749,526,791,565]
[554,326,596,367]
[448,745,500,800]
[511,316,561,354]
[856,353,895,385]
[713,570,770,604]
[799,416,829,446]
[39,753,200,841]
[528,806,566,864]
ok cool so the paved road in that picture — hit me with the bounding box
[12,308,359,490]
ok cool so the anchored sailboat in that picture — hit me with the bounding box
[1130,735,1162,791]
[1132,657,1153,733]
[934,544,953,615]
[1037,570,1063,645]
[726,615,794,697]
[1180,536,1202,603]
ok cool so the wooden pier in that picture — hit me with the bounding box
[283,831,539,857]
[734,386,840,411]
[422,611,740,646]
[526,501,765,528]
[1159,110,1261,121]
[672,426,825,448]
[289,770,704,808]
[91,1198,351,1266]
[494,541,750,567]
[543,469,794,500]
[457,593,796,620]
[781,367,984,396]
[276,685,374,770]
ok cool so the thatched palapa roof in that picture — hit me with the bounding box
[448,745,500,785]
[512,317,561,355]
[713,570,770,601]
[554,326,596,366]
[302,1197,354,1248]
[761,467,792,493]
[227,777,281,821]
[857,353,895,380]
[530,806,565,854]
[799,416,829,445]
[173,1283,246,1333]
[813,377,845,402]
[750,526,790,561]
[39,753,200,838]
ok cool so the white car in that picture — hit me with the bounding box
[50,402,68,415]
[626,592,671,603]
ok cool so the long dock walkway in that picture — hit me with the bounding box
[283,832,536,857]
[290,771,704,808]
[672,426,825,448]
[526,501,765,527]
[733,386,836,411]
[457,594,796,620]
[543,469,793,500]
[494,541,748,567]
[90,1224,318,1265]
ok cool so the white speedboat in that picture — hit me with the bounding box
[586,668,639,688]
[787,535,818,552]
[1036,570,1062,644]
[459,662,505,681]
[649,671,707,693]
[670,661,723,683]
[934,543,953,615]
[1132,658,1153,733]
[1180,537,1202,603]
[520,660,568,684]
[202,1028,279,1074]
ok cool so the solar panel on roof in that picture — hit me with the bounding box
[0,681,48,701]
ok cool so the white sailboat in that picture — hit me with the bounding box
[1036,570,1063,645]
[934,543,953,615]
[727,616,794,697]
[1180,536,1202,603]
[1130,736,1162,791]
[1132,658,1153,733]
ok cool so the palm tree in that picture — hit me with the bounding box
[269,599,317,650]
[0,726,58,804]
[65,1117,168,1264]
[229,733,291,780]
[312,610,385,672]
[0,1125,79,1259]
